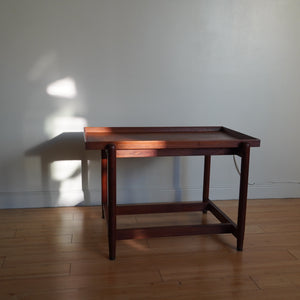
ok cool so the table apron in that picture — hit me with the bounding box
[116,148,239,158]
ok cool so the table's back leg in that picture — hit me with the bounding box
[202,155,211,213]
[107,144,117,260]
[101,150,108,219]
[237,143,250,251]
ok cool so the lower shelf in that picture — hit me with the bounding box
[116,223,235,240]
[112,200,238,240]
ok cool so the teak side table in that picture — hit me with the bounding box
[84,126,260,260]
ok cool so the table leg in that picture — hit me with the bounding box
[202,155,211,213]
[107,144,117,260]
[101,150,108,219]
[237,143,250,251]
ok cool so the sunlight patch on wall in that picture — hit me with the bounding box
[50,159,85,206]
[50,160,84,206]
[45,113,87,205]
[44,76,88,206]
[46,77,77,99]
[50,160,80,181]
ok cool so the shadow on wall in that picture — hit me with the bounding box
[26,132,98,207]
[25,132,184,207]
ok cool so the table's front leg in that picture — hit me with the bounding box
[106,144,117,260]
[237,143,250,251]
[202,155,211,213]
[101,150,107,219]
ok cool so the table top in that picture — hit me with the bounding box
[84,127,260,150]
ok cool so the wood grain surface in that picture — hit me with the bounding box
[0,198,299,299]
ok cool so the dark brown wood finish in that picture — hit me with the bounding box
[107,144,117,260]
[84,126,260,260]
[116,223,235,240]
[101,150,107,219]
[116,148,237,158]
[237,142,251,250]
[207,200,237,234]
[202,155,211,213]
[84,126,260,150]
[116,202,207,215]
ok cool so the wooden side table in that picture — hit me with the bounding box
[84,126,260,260]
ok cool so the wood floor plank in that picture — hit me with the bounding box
[0,272,162,297]
[177,275,258,295]
[0,242,104,257]
[250,272,300,289]
[288,247,300,259]
[158,248,297,281]
[3,282,300,300]
[0,230,16,239]
[245,232,300,248]
[147,235,231,253]
[260,223,300,233]
[0,198,299,299]
[4,281,181,300]
[0,263,70,279]
[3,250,105,268]
[0,235,72,248]
[0,210,74,224]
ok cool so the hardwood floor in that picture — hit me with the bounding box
[0,198,300,299]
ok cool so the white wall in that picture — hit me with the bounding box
[0,0,300,208]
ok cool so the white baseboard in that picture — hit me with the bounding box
[0,183,299,209]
